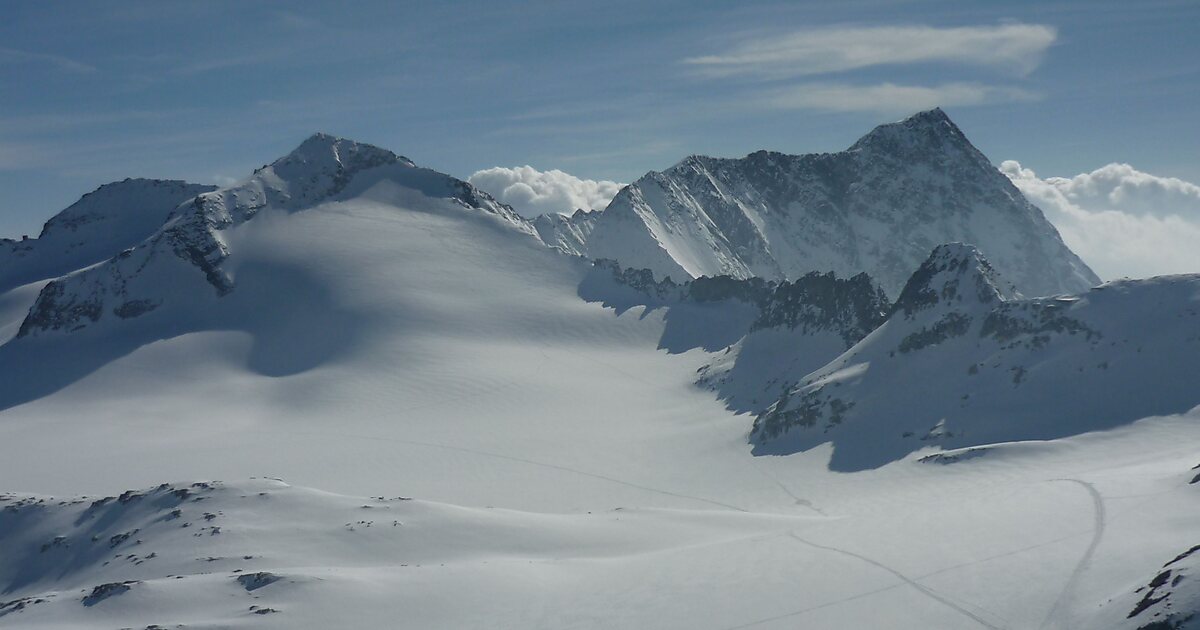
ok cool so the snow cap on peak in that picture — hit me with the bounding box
[891,242,1021,317]
[278,133,413,172]
[848,107,977,159]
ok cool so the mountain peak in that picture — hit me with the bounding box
[274,133,413,175]
[12,130,542,337]
[907,106,951,124]
[891,107,959,136]
[302,131,339,144]
[848,107,977,159]
[891,243,1021,318]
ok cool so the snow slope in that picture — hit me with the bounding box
[0,133,780,510]
[0,179,216,294]
[579,260,889,414]
[1,134,1198,629]
[1091,537,1200,629]
[0,280,48,344]
[4,427,1200,629]
[754,243,1200,471]
[14,133,531,340]
[551,109,1098,297]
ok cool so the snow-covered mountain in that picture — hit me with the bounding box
[0,179,216,294]
[1,130,1198,630]
[532,208,595,257]
[753,243,1200,470]
[544,109,1099,298]
[14,133,532,340]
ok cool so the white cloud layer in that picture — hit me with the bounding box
[1001,160,1200,281]
[764,82,1036,113]
[468,166,624,218]
[685,24,1056,78]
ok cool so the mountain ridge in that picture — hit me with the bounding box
[542,108,1099,298]
[753,244,1200,470]
[0,178,217,294]
[14,134,532,338]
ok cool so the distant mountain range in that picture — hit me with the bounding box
[7,109,1101,343]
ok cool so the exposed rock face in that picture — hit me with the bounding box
[591,258,889,344]
[1098,543,1200,630]
[586,259,890,413]
[555,109,1098,298]
[751,271,890,345]
[751,244,1200,471]
[0,179,216,293]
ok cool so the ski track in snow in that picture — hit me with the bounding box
[723,531,1011,630]
[745,458,828,516]
[783,532,1007,629]
[280,429,751,512]
[719,578,915,630]
[1038,479,1106,630]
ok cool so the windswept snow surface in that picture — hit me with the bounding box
[4,428,1200,629]
[1,135,1198,629]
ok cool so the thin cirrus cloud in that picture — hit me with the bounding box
[1001,160,1200,281]
[763,82,1037,114]
[685,23,1055,113]
[0,46,96,73]
[685,23,1057,78]
[468,166,624,218]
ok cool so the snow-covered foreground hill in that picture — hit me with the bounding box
[3,428,1200,629]
[1,133,1198,629]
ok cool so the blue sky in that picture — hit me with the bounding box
[1,0,1197,237]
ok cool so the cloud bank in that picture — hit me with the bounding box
[468,166,624,218]
[685,24,1056,78]
[1002,161,1200,281]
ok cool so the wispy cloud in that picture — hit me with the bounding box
[0,46,96,73]
[0,109,194,135]
[762,82,1038,113]
[685,23,1056,78]
[0,140,57,170]
[167,52,286,76]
